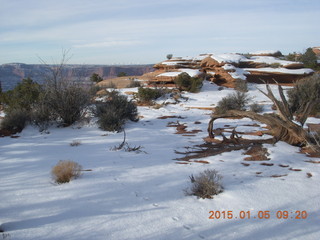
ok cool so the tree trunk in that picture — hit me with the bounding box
[208,110,309,146]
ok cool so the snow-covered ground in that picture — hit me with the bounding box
[1,82,320,240]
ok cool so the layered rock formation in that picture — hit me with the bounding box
[148,51,314,88]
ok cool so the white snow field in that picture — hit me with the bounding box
[1,82,320,240]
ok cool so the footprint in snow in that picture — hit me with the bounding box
[183,225,191,230]
[172,216,180,221]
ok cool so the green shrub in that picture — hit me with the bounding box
[95,91,138,132]
[1,78,41,111]
[137,87,164,103]
[90,73,103,83]
[174,72,203,93]
[288,73,320,115]
[215,91,250,114]
[1,109,29,133]
[299,48,318,69]
[185,169,223,199]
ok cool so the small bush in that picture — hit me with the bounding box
[270,62,281,68]
[95,91,138,132]
[174,72,203,93]
[137,87,164,103]
[299,48,318,69]
[234,79,248,92]
[215,91,250,114]
[288,73,320,116]
[250,103,264,113]
[1,78,41,111]
[1,109,29,133]
[30,99,53,131]
[90,73,103,83]
[45,85,91,126]
[185,169,223,199]
[51,160,82,184]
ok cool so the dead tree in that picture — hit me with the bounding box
[208,84,313,146]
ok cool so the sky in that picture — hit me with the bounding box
[0,0,319,65]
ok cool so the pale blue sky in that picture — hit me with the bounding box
[0,0,319,64]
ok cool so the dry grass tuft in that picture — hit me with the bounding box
[51,160,82,184]
[185,169,223,199]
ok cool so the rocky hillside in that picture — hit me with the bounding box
[146,51,315,88]
[0,63,153,91]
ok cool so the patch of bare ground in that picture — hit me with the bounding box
[241,163,250,166]
[279,164,290,168]
[260,163,274,166]
[300,147,320,158]
[243,144,270,161]
[304,160,320,164]
[307,173,313,178]
[270,174,288,178]
[289,168,302,171]
[157,115,185,119]
[166,121,202,135]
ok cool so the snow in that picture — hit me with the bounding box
[244,68,314,75]
[210,53,247,64]
[157,68,201,78]
[249,50,279,55]
[245,56,301,66]
[161,61,187,66]
[1,82,320,240]
[157,71,182,77]
[178,68,201,77]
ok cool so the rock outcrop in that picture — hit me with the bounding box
[147,52,314,88]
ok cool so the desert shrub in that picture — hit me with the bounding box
[299,48,318,69]
[117,72,127,77]
[234,79,248,92]
[1,108,29,133]
[95,91,138,132]
[166,54,173,60]
[174,72,203,93]
[250,103,264,113]
[185,169,223,199]
[215,91,250,114]
[51,160,82,184]
[30,97,54,131]
[137,87,164,103]
[270,62,281,68]
[285,52,299,61]
[287,73,320,116]
[44,85,91,126]
[1,78,41,111]
[126,79,141,88]
[90,73,103,83]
